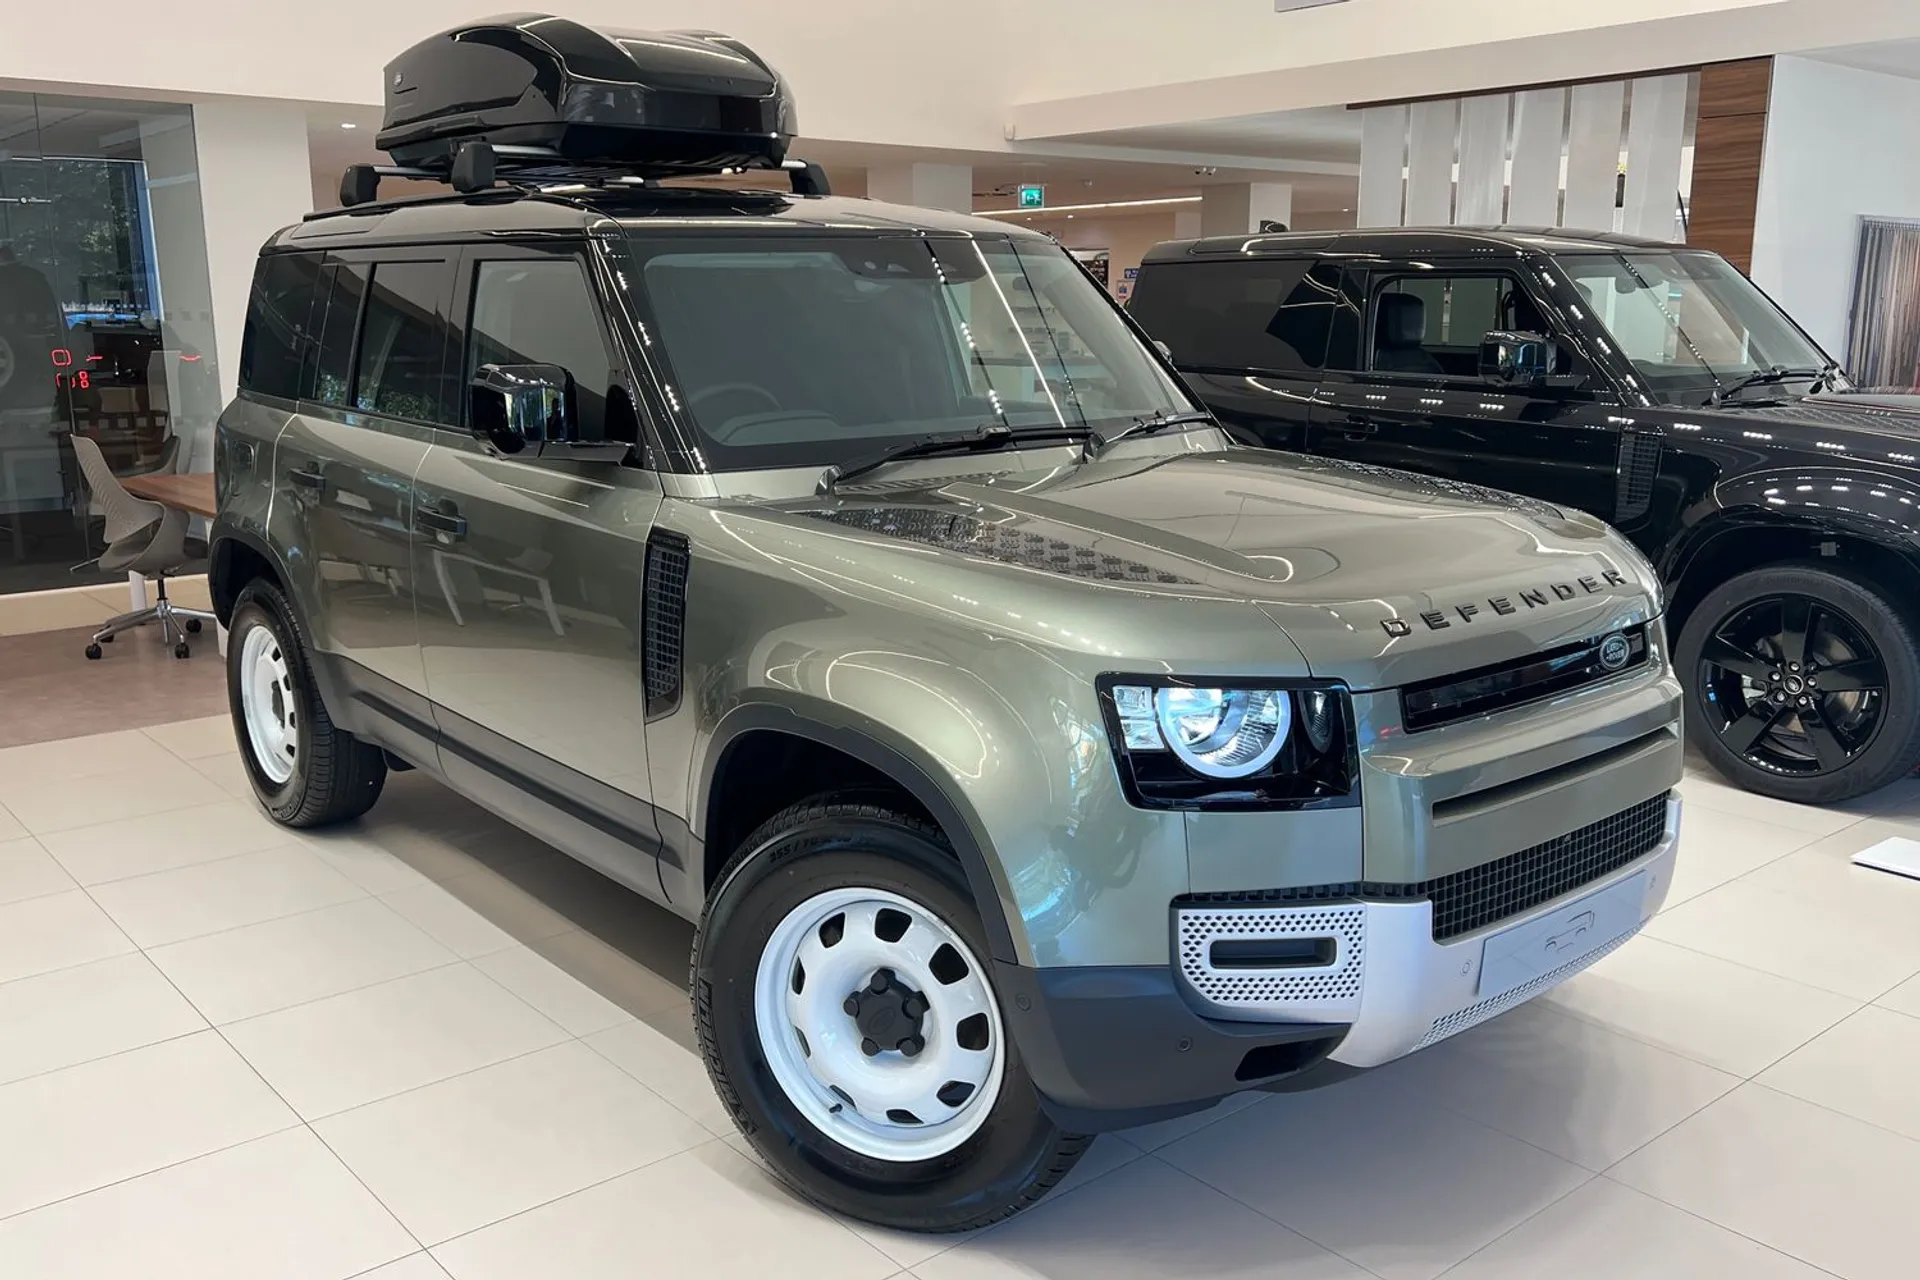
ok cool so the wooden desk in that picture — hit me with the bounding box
[123,472,216,519]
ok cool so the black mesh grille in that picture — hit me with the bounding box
[643,531,690,716]
[1177,793,1670,941]
[1613,429,1663,522]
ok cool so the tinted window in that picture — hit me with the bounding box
[1128,260,1337,373]
[310,261,368,407]
[1368,272,1546,378]
[238,253,323,400]
[353,260,455,423]
[468,258,610,439]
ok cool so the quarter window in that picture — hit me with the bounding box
[238,253,323,400]
[467,258,611,439]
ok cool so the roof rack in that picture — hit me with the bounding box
[338,15,830,208]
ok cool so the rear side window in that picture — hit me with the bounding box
[237,253,323,400]
[309,262,368,407]
[1129,260,1338,374]
[353,260,456,424]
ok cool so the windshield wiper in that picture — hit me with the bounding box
[816,423,1095,495]
[1084,410,1218,459]
[1710,365,1824,405]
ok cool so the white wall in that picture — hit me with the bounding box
[1750,56,1920,357]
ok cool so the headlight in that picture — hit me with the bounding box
[1102,678,1355,810]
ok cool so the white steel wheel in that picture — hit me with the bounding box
[754,885,1007,1163]
[238,622,299,785]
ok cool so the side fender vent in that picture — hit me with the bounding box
[1614,428,1664,523]
[643,530,691,717]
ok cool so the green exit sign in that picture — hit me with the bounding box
[1017,184,1045,209]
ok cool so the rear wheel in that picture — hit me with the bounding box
[1677,564,1920,804]
[693,796,1087,1232]
[228,580,386,826]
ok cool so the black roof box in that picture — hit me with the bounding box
[374,14,795,176]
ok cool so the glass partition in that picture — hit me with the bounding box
[0,91,219,594]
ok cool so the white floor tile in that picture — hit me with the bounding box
[1443,1177,1832,1279]
[0,1127,416,1280]
[39,800,294,886]
[0,836,75,905]
[316,1041,710,1245]
[0,729,176,792]
[89,846,367,948]
[1741,825,1920,934]
[1614,1083,1920,1280]
[1879,971,1920,1018]
[0,755,231,835]
[470,939,643,1036]
[430,1142,895,1280]
[1539,935,1859,1077]
[350,1256,454,1280]
[188,752,258,800]
[379,871,574,960]
[1662,803,1816,909]
[1114,1091,1268,1154]
[1643,878,1920,1000]
[1674,772,1863,837]
[0,952,205,1087]
[1159,1072,1591,1280]
[222,964,569,1120]
[0,888,136,984]
[298,829,437,896]
[1399,1002,1739,1170]
[0,800,26,842]
[146,898,458,1025]
[584,1017,734,1137]
[141,716,237,761]
[0,1030,297,1219]
[916,1157,1372,1280]
[1756,1005,1920,1143]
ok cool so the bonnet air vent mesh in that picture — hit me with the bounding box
[643,530,691,716]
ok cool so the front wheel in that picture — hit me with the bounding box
[1676,563,1920,804]
[693,796,1088,1232]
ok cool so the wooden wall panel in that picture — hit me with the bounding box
[1690,57,1772,271]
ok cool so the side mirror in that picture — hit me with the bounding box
[1479,331,1557,390]
[470,363,573,455]
[1152,339,1173,360]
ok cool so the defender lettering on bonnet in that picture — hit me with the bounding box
[1382,570,1630,636]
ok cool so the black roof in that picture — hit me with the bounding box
[1142,225,1682,264]
[273,187,1048,252]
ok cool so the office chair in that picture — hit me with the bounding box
[70,434,215,660]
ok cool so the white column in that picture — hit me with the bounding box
[866,163,973,214]
[1509,87,1568,226]
[1621,74,1690,242]
[1454,94,1511,226]
[1564,81,1627,232]
[1404,100,1460,226]
[1357,104,1409,227]
[1200,183,1293,237]
[1173,208,1203,240]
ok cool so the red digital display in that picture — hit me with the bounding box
[49,348,72,368]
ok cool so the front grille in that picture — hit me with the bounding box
[1613,429,1663,523]
[1400,624,1649,732]
[1177,792,1670,942]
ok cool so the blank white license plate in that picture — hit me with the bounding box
[1477,871,1647,1000]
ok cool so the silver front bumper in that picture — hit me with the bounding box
[1175,795,1681,1067]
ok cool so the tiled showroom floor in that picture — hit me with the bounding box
[3,709,1920,1278]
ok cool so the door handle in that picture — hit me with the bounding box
[286,465,326,490]
[415,505,468,539]
[1337,415,1378,439]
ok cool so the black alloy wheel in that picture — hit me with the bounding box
[1678,564,1920,804]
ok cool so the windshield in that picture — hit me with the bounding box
[1555,250,1836,402]
[614,231,1194,471]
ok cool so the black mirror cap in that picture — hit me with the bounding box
[375,17,794,177]
[470,363,574,455]
[1479,330,1556,389]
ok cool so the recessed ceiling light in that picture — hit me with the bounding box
[341,122,358,130]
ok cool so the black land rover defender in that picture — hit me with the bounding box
[1132,228,1920,804]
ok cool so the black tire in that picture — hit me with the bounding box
[693,795,1089,1232]
[1677,563,1920,804]
[227,579,386,827]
